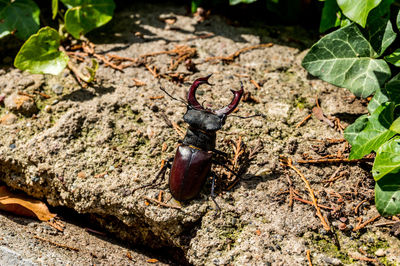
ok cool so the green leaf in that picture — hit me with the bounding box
[385,72,400,104]
[373,137,400,180]
[230,0,257,5]
[344,102,396,159]
[364,14,396,56]
[368,87,389,114]
[62,0,115,39]
[375,172,400,216]
[340,17,352,27]
[337,0,381,27]
[344,114,369,144]
[367,71,400,115]
[397,8,400,30]
[302,23,391,98]
[369,0,394,18]
[52,0,58,20]
[319,0,341,33]
[385,48,400,67]
[390,117,400,133]
[0,0,40,40]
[374,137,400,216]
[14,27,69,75]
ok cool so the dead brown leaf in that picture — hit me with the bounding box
[312,106,334,127]
[0,186,56,221]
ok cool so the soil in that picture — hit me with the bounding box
[0,1,399,265]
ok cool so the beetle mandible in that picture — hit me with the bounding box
[164,74,244,210]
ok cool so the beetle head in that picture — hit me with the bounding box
[184,75,244,131]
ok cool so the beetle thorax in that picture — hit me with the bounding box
[183,109,225,131]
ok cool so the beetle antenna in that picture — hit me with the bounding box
[159,86,188,106]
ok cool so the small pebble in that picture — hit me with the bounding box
[52,84,64,95]
[338,223,346,231]
[52,100,59,105]
[322,256,342,265]
[9,143,16,149]
[375,248,385,257]
[150,104,159,112]
[44,105,52,113]
[0,113,17,125]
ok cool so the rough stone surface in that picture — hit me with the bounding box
[0,2,399,265]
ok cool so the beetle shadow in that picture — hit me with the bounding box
[59,84,116,103]
[235,172,280,191]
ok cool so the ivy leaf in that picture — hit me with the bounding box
[343,114,369,145]
[337,0,381,27]
[319,0,341,33]
[368,87,389,114]
[397,9,400,31]
[375,172,400,216]
[52,0,58,20]
[14,27,69,75]
[364,14,396,56]
[302,23,391,98]
[62,0,115,39]
[390,117,400,134]
[344,102,396,159]
[368,0,394,18]
[373,137,400,181]
[385,48,400,67]
[384,72,400,104]
[368,73,400,113]
[0,0,40,40]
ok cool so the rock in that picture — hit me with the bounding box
[0,113,17,125]
[0,246,36,266]
[51,84,64,95]
[4,93,38,116]
[322,256,342,265]
[44,105,52,113]
[375,248,385,257]
[16,77,35,90]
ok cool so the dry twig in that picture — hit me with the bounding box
[34,235,79,251]
[354,199,368,215]
[280,156,331,231]
[132,78,146,87]
[348,253,378,263]
[93,53,124,71]
[293,196,334,210]
[250,79,261,90]
[205,43,273,63]
[143,196,181,209]
[353,214,381,231]
[306,250,313,266]
[296,113,312,129]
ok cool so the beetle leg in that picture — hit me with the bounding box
[212,148,228,157]
[212,159,240,177]
[210,173,221,214]
[132,158,173,193]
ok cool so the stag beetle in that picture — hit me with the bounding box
[160,74,244,210]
